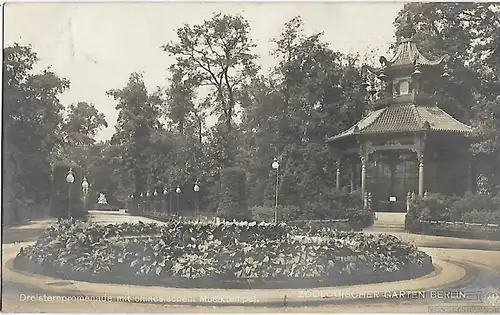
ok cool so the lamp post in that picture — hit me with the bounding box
[140,193,144,212]
[153,189,158,213]
[81,176,89,210]
[271,158,280,223]
[128,194,133,212]
[146,191,151,212]
[169,187,173,215]
[193,181,200,217]
[66,168,75,218]
[163,189,168,214]
[175,185,181,215]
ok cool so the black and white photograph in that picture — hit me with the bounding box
[2,1,500,313]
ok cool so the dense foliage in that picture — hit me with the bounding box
[405,192,500,233]
[3,45,107,225]
[16,220,432,287]
[395,3,500,192]
[249,189,373,229]
[217,167,251,221]
[5,3,500,224]
[4,44,68,224]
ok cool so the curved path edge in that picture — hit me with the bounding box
[2,245,471,307]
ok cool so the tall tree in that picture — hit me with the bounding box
[162,13,258,165]
[106,72,163,207]
[64,102,108,146]
[395,3,500,193]
[394,3,500,118]
[240,17,367,207]
[165,65,194,135]
[53,102,108,173]
[164,64,208,143]
[471,96,500,192]
[3,43,69,223]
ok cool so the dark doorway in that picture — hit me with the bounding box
[367,153,418,212]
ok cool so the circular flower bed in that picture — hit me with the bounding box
[14,219,433,288]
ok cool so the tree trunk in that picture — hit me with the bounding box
[198,120,202,144]
[178,120,184,135]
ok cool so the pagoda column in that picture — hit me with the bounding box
[350,156,357,192]
[359,139,374,208]
[415,136,426,197]
[361,156,367,199]
[418,160,424,197]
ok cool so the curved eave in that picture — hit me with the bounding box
[380,40,449,69]
[326,124,480,144]
[326,105,478,145]
[420,106,476,135]
[326,108,387,143]
[327,128,477,145]
[326,132,354,144]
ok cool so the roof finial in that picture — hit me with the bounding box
[396,12,416,40]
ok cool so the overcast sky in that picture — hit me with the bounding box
[4,1,405,141]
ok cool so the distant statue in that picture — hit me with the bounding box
[97,193,108,204]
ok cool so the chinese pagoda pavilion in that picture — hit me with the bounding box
[326,17,477,212]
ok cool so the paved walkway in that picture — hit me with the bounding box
[87,210,169,226]
[373,212,407,230]
[2,212,500,312]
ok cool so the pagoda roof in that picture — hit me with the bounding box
[327,104,476,143]
[364,14,449,74]
[380,39,449,68]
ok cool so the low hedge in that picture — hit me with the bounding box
[410,222,500,241]
[250,189,373,229]
[15,219,432,288]
[251,205,374,230]
[405,192,500,238]
[217,167,251,221]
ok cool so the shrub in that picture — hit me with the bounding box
[419,193,453,222]
[303,201,330,220]
[405,192,500,234]
[301,189,365,220]
[217,167,251,221]
[50,163,86,219]
[251,205,374,230]
[450,192,500,217]
[16,219,432,287]
[461,210,500,225]
[251,206,274,222]
[344,208,375,228]
[251,205,311,223]
[268,189,373,228]
[405,197,421,232]
[325,189,363,210]
[278,205,304,222]
[289,220,357,232]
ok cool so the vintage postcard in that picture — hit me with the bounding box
[3,1,500,313]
